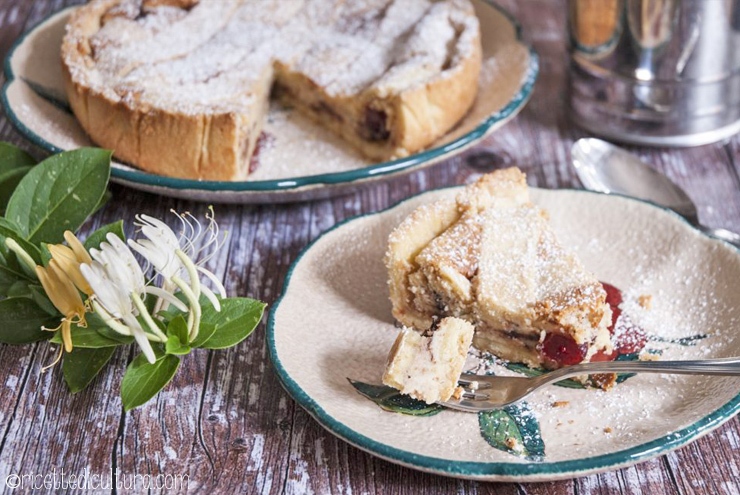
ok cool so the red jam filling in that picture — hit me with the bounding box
[540,333,588,367]
[540,282,648,367]
[248,132,274,174]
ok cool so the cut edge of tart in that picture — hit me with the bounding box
[384,167,613,373]
[382,317,475,404]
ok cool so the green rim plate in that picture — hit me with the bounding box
[1,1,538,202]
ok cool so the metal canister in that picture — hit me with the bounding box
[568,0,740,146]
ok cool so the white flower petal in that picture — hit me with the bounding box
[196,265,227,299]
[81,261,130,317]
[123,315,157,364]
[145,286,189,313]
[200,285,221,312]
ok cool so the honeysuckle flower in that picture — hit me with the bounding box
[35,259,87,369]
[128,209,227,340]
[80,233,185,364]
[46,231,94,295]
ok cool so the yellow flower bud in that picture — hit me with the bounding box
[35,260,87,353]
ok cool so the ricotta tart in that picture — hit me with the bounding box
[61,0,482,180]
[383,317,475,404]
[385,167,613,371]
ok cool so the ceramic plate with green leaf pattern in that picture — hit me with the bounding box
[267,185,740,481]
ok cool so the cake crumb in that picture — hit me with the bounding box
[552,400,569,408]
[638,294,653,309]
[591,373,617,390]
[451,386,464,400]
[639,352,661,361]
[505,437,523,452]
[604,426,613,434]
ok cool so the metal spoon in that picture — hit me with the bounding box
[571,138,740,248]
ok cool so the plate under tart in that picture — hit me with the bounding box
[1,1,537,203]
[268,186,740,481]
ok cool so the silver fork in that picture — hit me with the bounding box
[440,357,740,412]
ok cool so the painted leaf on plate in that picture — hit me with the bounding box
[348,379,443,416]
[649,334,708,346]
[478,402,545,461]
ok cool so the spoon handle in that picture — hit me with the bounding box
[698,224,740,249]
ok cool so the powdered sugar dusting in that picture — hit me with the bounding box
[65,0,480,114]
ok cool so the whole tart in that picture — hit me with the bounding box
[61,0,482,180]
[385,168,613,370]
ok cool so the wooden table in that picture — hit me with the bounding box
[1,1,739,493]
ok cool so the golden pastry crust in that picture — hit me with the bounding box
[61,0,482,180]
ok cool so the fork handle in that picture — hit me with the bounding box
[539,357,740,384]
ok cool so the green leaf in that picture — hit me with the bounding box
[28,285,59,316]
[6,280,32,298]
[165,316,190,355]
[93,190,112,215]
[0,297,57,343]
[121,352,180,411]
[478,402,545,461]
[0,167,32,215]
[0,217,42,265]
[0,142,36,171]
[348,379,443,416]
[62,346,116,393]
[167,316,189,344]
[0,144,35,210]
[49,312,133,347]
[39,243,52,266]
[83,220,125,250]
[95,325,135,345]
[50,325,126,348]
[190,322,216,348]
[165,335,191,355]
[199,298,265,349]
[0,264,25,296]
[5,148,112,244]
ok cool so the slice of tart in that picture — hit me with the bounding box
[385,167,613,370]
[383,317,475,404]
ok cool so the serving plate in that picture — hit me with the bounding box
[1,1,538,204]
[268,185,740,481]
